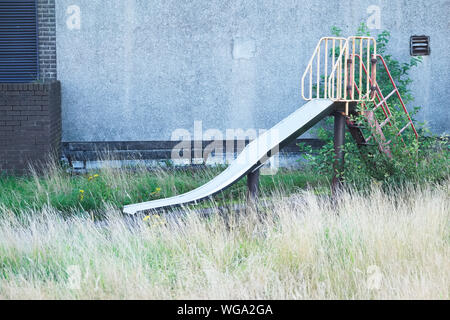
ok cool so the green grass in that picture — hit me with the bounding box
[0,181,448,299]
[0,157,448,299]
[0,161,328,216]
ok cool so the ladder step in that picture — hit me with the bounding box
[397,123,411,135]
[358,142,377,147]
[375,88,398,109]
[380,117,390,128]
[348,124,367,129]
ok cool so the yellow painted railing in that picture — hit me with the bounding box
[302,36,377,106]
[301,37,347,100]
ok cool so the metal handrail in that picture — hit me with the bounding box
[326,39,349,101]
[352,53,419,140]
[301,37,347,100]
[327,36,377,102]
[302,36,377,104]
[377,55,418,139]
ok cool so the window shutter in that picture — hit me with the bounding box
[0,0,38,82]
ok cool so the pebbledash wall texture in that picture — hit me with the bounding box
[1,0,450,173]
[55,0,450,145]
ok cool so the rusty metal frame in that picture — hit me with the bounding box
[302,35,418,164]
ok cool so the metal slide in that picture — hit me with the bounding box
[124,35,419,215]
[123,99,335,214]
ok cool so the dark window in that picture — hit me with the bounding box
[410,35,430,56]
[0,0,38,82]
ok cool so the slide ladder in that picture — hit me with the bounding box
[346,54,418,157]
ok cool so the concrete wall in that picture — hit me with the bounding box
[55,0,450,143]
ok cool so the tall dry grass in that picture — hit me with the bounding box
[0,181,448,299]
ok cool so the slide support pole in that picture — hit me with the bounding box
[332,111,346,196]
[247,168,260,203]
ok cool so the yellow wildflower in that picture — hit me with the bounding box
[151,187,162,196]
[88,174,99,182]
[143,214,166,228]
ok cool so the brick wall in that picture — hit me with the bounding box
[37,0,57,81]
[0,82,61,174]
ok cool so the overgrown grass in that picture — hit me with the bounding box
[0,154,448,299]
[0,181,448,299]
[0,159,327,216]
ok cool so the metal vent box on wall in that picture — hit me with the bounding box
[410,35,430,56]
[0,0,39,82]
